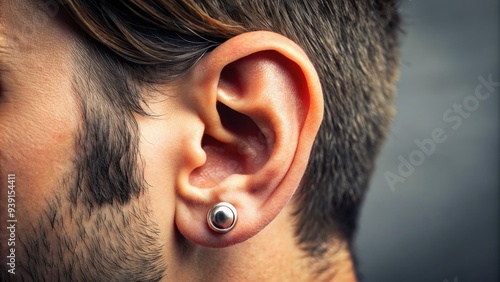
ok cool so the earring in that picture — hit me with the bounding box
[207,202,237,233]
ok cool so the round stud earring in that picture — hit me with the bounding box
[207,202,237,233]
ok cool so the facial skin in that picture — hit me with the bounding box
[1,1,354,281]
[0,0,78,224]
[0,0,80,262]
[0,1,168,280]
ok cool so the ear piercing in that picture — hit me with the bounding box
[207,202,237,233]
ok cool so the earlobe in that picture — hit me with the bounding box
[174,31,323,248]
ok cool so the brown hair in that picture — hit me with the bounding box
[61,0,401,257]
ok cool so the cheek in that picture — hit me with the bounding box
[0,91,79,229]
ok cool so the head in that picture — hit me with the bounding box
[0,0,400,280]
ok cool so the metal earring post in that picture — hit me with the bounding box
[207,202,237,233]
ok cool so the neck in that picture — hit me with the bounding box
[167,204,356,281]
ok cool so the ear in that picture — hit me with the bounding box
[174,31,323,247]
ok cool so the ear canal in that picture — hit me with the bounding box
[189,102,272,188]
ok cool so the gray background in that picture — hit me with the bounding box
[354,1,499,281]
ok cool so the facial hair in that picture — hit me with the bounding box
[0,172,166,281]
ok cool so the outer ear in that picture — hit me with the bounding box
[174,31,323,247]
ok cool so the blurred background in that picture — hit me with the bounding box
[354,1,499,281]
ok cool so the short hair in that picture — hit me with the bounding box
[60,0,401,257]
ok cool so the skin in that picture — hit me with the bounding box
[0,0,355,281]
[0,0,78,231]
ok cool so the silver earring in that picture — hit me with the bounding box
[207,202,237,233]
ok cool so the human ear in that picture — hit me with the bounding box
[174,31,323,247]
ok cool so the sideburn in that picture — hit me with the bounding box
[0,43,166,282]
[71,42,147,207]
